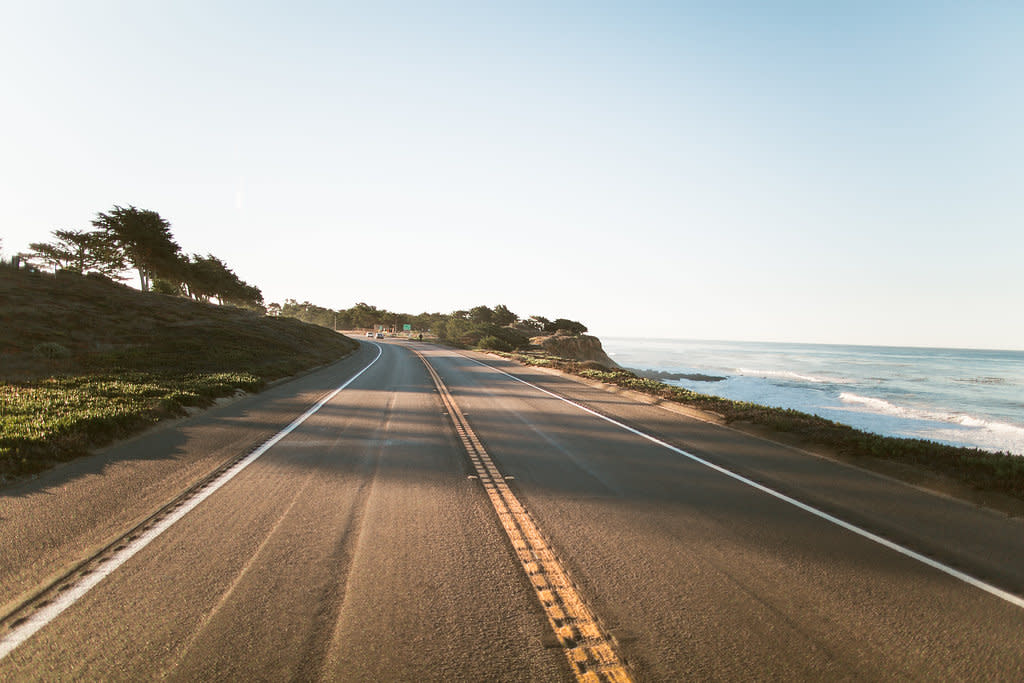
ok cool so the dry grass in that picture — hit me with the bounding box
[1,267,357,482]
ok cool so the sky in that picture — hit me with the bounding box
[2,1,1022,350]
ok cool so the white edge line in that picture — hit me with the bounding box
[0,343,383,661]
[460,353,1024,611]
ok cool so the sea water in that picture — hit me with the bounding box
[601,338,1024,456]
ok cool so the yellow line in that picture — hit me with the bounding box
[414,349,633,683]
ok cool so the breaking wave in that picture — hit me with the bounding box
[736,367,850,385]
[603,337,1024,455]
[838,392,1024,447]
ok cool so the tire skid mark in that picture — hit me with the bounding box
[415,349,633,683]
[160,474,315,677]
[311,395,393,680]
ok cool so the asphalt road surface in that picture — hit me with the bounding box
[2,339,1022,681]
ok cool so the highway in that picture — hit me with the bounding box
[1,339,1022,680]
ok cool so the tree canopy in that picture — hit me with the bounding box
[546,318,588,335]
[272,300,589,351]
[25,205,263,311]
[92,205,181,291]
[28,229,125,278]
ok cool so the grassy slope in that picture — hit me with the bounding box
[497,350,1024,504]
[0,267,357,482]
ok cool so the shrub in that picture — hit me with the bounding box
[151,277,184,296]
[486,324,531,350]
[544,318,588,335]
[478,335,513,352]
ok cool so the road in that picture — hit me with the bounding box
[1,339,1022,680]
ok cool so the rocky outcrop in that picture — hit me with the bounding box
[530,333,619,369]
[633,368,726,382]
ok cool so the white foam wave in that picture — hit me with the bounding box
[668,378,1024,454]
[839,392,904,414]
[838,392,1024,438]
[736,367,849,384]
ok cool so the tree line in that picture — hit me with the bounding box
[22,205,263,310]
[11,215,587,343]
[271,301,588,352]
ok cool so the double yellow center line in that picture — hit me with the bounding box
[415,349,632,683]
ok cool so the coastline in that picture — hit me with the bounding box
[490,347,1024,516]
[602,336,1024,457]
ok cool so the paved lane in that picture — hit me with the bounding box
[2,339,1022,680]
[421,346,1024,680]
[0,342,564,680]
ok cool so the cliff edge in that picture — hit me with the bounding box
[530,332,619,368]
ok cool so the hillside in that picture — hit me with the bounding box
[0,266,358,482]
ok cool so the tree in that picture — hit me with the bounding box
[411,312,446,332]
[180,254,222,302]
[516,315,550,332]
[223,281,264,311]
[92,205,181,291]
[79,230,127,277]
[27,239,73,273]
[492,304,518,327]
[545,318,588,335]
[27,229,126,277]
[469,305,494,325]
[349,302,382,329]
[280,299,335,327]
[180,253,262,309]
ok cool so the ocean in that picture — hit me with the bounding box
[601,338,1024,456]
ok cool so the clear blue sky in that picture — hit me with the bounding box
[2,2,1022,349]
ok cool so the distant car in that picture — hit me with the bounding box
[375,332,385,339]
[365,332,374,337]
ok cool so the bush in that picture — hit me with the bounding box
[544,318,588,335]
[485,324,531,350]
[438,318,532,351]
[151,277,184,296]
[478,335,513,352]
